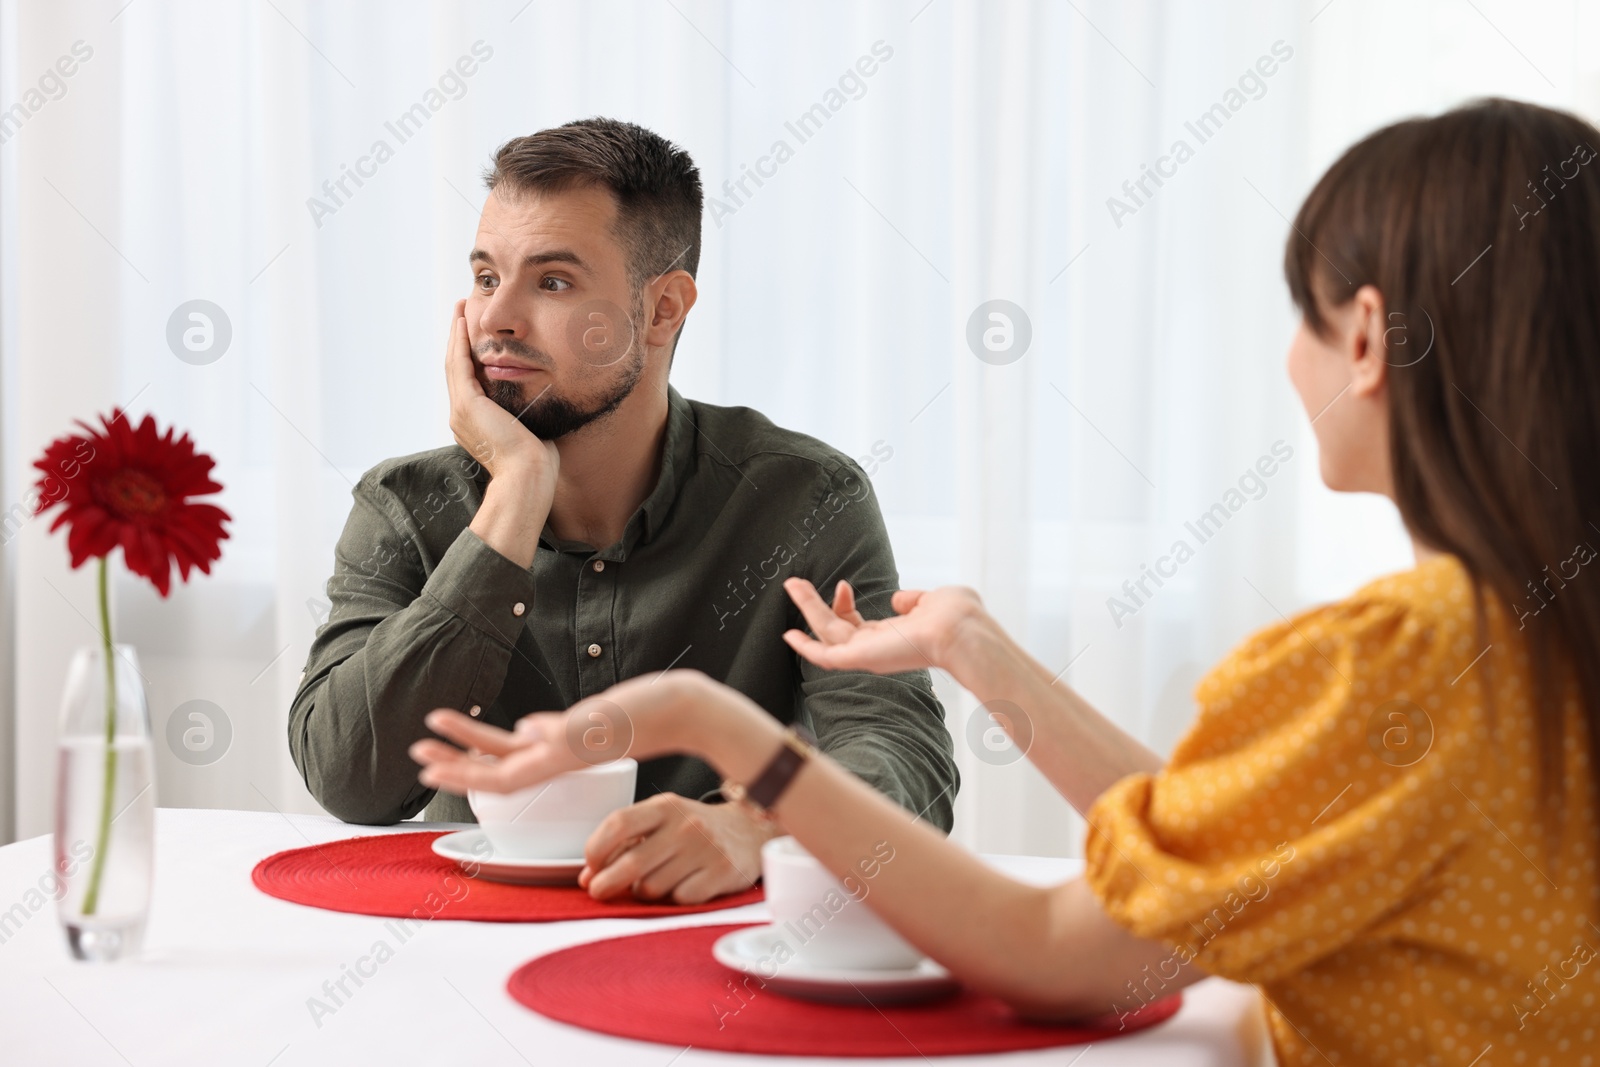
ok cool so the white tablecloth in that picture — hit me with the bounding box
[0,808,1271,1065]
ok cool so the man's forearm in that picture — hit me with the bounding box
[469,462,549,568]
[810,686,959,828]
[797,477,962,832]
[291,526,539,824]
[293,615,487,824]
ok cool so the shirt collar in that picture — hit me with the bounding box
[538,383,696,559]
[634,383,696,548]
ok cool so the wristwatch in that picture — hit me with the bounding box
[721,722,817,820]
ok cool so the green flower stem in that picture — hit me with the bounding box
[79,556,119,917]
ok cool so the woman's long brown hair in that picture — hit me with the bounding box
[1285,97,1600,819]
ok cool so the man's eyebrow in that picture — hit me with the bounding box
[468,247,591,272]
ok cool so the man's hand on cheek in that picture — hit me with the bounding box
[579,792,775,905]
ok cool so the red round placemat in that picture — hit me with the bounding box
[251,831,763,922]
[507,923,1182,1056]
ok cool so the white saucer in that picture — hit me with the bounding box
[712,924,960,1005]
[430,829,586,886]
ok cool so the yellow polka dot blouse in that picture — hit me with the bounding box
[1085,553,1599,1066]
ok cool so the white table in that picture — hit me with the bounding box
[0,808,1272,1065]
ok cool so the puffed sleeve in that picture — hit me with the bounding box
[1084,590,1488,986]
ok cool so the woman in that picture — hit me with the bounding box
[411,98,1600,1064]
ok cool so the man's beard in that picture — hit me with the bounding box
[481,313,647,441]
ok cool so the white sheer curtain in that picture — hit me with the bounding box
[4,0,1596,850]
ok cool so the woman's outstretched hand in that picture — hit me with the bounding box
[409,671,703,795]
[410,668,782,798]
[409,707,582,796]
[781,577,987,675]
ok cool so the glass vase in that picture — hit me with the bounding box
[54,644,156,961]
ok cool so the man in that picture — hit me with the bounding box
[288,117,958,904]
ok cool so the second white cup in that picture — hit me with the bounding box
[761,835,923,971]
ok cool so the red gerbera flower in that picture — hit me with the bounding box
[32,409,230,597]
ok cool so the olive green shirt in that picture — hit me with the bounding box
[288,385,958,828]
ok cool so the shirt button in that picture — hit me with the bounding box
[469,705,482,717]
[587,643,603,658]
[592,560,605,572]
[512,602,526,617]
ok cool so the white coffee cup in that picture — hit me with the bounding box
[761,835,924,971]
[468,758,637,860]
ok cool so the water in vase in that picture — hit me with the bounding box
[55,735,156,961]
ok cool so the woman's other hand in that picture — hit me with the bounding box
[781,577,987,675]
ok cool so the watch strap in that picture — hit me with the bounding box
[737,723,817,811]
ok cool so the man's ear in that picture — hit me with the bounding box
[1348,283,1389,400]
[643,270,698,352]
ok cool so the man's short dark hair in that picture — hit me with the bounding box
[482,117,702,290]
